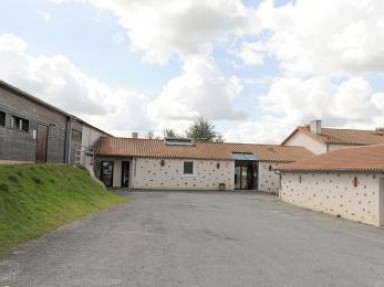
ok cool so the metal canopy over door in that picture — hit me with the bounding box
[121,161,130,188]
[233,152,258,190]
[36,125,48,163]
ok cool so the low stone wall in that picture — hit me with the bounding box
[280,171,382,226]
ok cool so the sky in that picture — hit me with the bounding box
[0,0,384,143]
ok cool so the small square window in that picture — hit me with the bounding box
[0,111,5,126]
[183,161,194,174]
[11,116,29,132]
[71,129,82,142]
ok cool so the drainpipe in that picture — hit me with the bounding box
[273,169,282,200]
[64,116,74,164]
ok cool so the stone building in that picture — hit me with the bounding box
[278,144,384,226]
[94,137,313,192]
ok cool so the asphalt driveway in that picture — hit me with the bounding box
[1,191,384,287]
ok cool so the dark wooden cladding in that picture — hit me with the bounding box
[0,84,68,163]
[0,80,111,166]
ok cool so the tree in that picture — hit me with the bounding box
[186,117,220,142]
[146,130,155,139]
[163,129,178,138]
[146,130,162,139]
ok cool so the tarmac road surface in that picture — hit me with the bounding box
[1,191,384,287]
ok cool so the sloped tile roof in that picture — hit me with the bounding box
[220,142,314,162]
[95,137,314,162]
[278,144,384,172]
[282,126,384,146]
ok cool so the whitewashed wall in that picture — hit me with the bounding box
[280,171,384,226]
[132,158,234,190]
[81,125,108,175]
[284,132,327,154]
[258,162,284,194]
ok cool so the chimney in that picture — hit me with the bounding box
[310,120,321,134]
[132,132,138,138]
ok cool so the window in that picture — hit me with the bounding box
[71,129,82,143]
[183,161,194,175]
[11,116,29,132]
[0,111,5,126]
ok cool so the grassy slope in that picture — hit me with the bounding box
[0,164,127,253]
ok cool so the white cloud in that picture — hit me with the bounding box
[112,32,124,44]
[147,55,247,134]
[224,119,293,144]
[36,9,51,23]
[0,33,153,136]
[256,0,384,76]
[260,76,383,124]
[9,1,384,144]
[51,0,260,64]
[222,0,384,143]
[228,75,384,144]
[234,41,265,66]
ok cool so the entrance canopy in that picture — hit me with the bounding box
[231,152,257,161]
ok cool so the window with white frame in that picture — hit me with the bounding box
[183,161,194,175]
[11,115,29,132]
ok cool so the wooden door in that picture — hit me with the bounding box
[36,125,48,163]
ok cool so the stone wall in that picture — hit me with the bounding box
[132,158,234,190]
[258,161,284,194]
[280,171,383,226]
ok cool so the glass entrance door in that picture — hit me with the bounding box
[234,161,257,190]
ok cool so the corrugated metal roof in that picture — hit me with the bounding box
[95,137,314,162]
[278,144,384,172]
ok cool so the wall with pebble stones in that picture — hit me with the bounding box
[258,162,286,194]
[280,171,384,226]
[132,158,235,190]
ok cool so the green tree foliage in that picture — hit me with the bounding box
[164,129,178,138]
[146,130,155,139]
[186,117,223,142]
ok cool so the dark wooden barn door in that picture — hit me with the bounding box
[36,125,48,163]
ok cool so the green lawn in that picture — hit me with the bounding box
[0,164,127,254]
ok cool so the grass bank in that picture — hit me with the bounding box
[0,164,127,254]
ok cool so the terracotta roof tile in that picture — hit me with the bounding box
[278,144,384,172]
[286,127,384,146]
[95,137,314,162]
